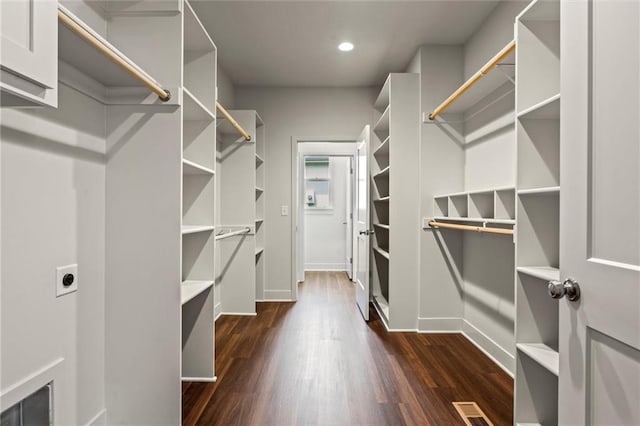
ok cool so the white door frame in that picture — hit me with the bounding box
[290,138,357,301]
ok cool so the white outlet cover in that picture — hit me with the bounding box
[56,264,78,297]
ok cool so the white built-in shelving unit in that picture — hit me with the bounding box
[514,0,561,424]
[180,0,216,382]
[371,73,420,330]
[216,110,264,315]
[432,187,516,226]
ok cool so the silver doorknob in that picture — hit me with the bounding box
[359,230,375,235]
[548,278,580,301]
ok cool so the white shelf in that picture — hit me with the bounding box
[183,0,216,52]
[374,105,390,132]
[181,225,215,235]
[255,187,264,194]
[434,187,515,199]
[517,343,559,376]
[374,223,390,230]
[517,266,559,282]
[374,76,390,111]
[373,247,390,260]
[518,0,560,21]
[517,93,560,119]
[255,247,264,256]
[255,218,264,223]
[373,136,390,157]
[373,166,390,179]
[58,6,167,95]
[373,294,390,321]
[183,159,214,175]
[181,280,214,305]
[374,196,390,202]
[183,88,215,121]
[516,423,542,426]
[518,186,560,196]
[432,216,516,225]
[255,154,264,165]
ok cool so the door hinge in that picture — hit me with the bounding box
[350,168,354,174]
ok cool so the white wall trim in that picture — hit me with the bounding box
[461,320,514,377]
[417,317,464,333]
[214,302,222,321]
[85,409,107,426]
[304,263,348,272]
[0,357,64,410]
[263,289,293,301]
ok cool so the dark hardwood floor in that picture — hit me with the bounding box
[183,271,513,425]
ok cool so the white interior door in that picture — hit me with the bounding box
[560,2,640,424]
[355,126,371,321]
[345,157,354,280]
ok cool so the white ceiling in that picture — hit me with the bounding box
[191,0,501,87]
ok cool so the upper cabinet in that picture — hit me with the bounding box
[0,0,58,107]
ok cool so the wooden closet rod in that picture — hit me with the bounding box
[57,8,171,102]
[429,40,516,120]
[216,102,252,141]
[428,220,514,236]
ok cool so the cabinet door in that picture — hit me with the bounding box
[1,0,57,106]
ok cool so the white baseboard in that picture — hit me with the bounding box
[214,302,222,321]
[417,317,463,333]
[181,376,217,383]
[462,320,515,377]
[304,263,348,271]
[416,317,514,376]
[220,312,257,316]
[85,409,107,426]
[263,290,293,301]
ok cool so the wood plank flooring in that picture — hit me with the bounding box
[183,271,513,425]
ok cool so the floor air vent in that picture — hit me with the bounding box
[452,402,494,426]
[1,383,52,426]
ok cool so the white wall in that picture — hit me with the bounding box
[303,156,350,271]
[413,0,527,373]
[1,85,106,425]
[217,64,235,108]
[235,87,377,300]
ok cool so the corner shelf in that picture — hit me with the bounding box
[517,266,559,282]
[517,343,559,376]
[183,159,214,175]
[181,280,214,305]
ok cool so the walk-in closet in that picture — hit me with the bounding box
[2,0,639,425]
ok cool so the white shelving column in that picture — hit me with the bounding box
[371,73,420,330]
[514,0,561,424]
[216,110,259,315]
[180,0,217,382]
[255,115,266,300]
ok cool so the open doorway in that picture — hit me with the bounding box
[293,141,357,294]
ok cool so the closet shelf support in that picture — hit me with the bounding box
[429,40,516,120]
[428,220,514,236]
[57,7,171,102]
[216,102,252,141]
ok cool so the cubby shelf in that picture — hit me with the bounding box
[373,136,390,157]
[432,217,516,225]
[517,266,559,282]
[517,343,559,376]
[374,105,390,132]
[374,196,390,202]
[181,280,214,305]
[183,159,214,175]
[181,225,215,235]
[373,247,390,260]
[433,188,516,221]
[373,166,390,179]
[183,88,215,121]
[517,93,560,119]
[518,186,560,196]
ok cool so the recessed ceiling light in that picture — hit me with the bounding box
[338,42,354,52]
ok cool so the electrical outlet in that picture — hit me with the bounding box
[281,205,288,216]
[56,264,78,297]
